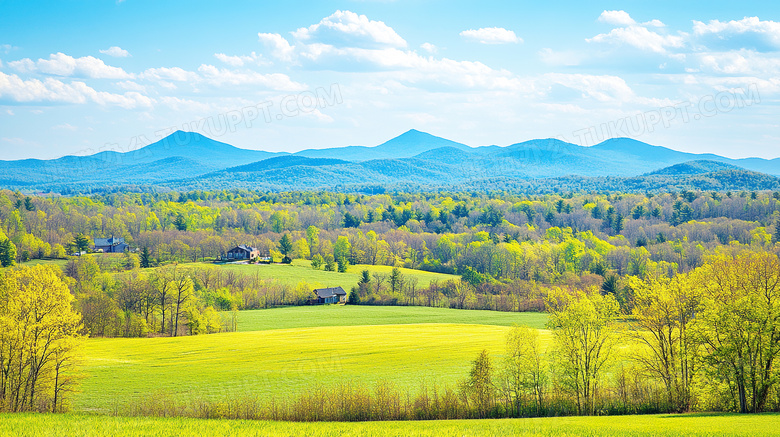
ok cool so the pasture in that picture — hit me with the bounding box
[191,259,459,290]
[73,306,547,413]
[234,305,548,331]
[2,412,779,437]
[75,322,531,413]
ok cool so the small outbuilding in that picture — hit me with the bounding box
[312,287,347,304]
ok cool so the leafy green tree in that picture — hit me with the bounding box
[333,236,351,263]
[462,349,496,418]
[0,265,83,412]
[546,287,620,415]
[628,274,699,412]
[337,256,349,273]
[306,226,320,254]
[692,252,780,413]
[389,267,404,293]
[324,255,336,272]
[501,326,547,416]
[478,205,504,227]
[311,253,324,270]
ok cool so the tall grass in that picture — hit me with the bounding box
[113,377,676,422]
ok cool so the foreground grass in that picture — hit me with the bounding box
[235,305,549,331]
[191,259,459,290]
[77,323,533,413]
[2,413,779,437]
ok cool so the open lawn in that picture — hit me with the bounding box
[189,259,459,291]
[235,305,548,331]
[76,323,527,413]
[2,412,780,437]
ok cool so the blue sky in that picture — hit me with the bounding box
[1,0,779,159]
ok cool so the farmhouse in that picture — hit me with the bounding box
[312,287,347,304]
[225,245,261,260]
[94,236,129,253]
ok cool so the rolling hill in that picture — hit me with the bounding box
[4,129,780,193]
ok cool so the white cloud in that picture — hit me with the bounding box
[196,64,306,91]
[598,11,665,29]
[8,58,36,73]
[214,52,262,67]
[598,10,635,27]
[587,25,684,54]
[0,71,153,108]
[159,96,213,113]
[258,33,296,62]
[292,10,407,49]
[9,53,133,79]
[541,73,636,103]
[696,49,780,75]
[115,80,146,92]
[140,66,198,82]
[52,123,78,131]
[420,43,437,54]
[99,46,130,57]
[693,17,780,51]
[539,48,584,66]
[460,27,521,44]
[0,44,18,54]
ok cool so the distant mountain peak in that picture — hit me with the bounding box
[376,129,471,153]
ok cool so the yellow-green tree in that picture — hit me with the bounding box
[0,265,82,412]
[500,325,547,415]
[462,349,496,418]
[546,287,619,415]
[628,273,700,412]
[692,252,780,413]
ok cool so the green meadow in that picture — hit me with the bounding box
[76,322,530,413]
[191,259,459,290]
[75,306,548,413]
[3,412,779,437]
[234,305,549,331]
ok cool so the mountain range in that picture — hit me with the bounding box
[3,129,780,193]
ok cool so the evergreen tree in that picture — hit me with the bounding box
[140,247,151,268]
[0,238,17,267]
[774,220,780,243]
[278,233,293,256]
[73,233,90,253]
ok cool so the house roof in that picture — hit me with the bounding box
[94,237,125,247]
[314,287,347,298]
[229,245,258,253]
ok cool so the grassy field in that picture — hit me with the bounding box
[190,259,459,290]
[76,323,532,413]
[3,412,780,437]
[235,305,548,331]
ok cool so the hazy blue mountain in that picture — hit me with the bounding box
[4,129,780,193]
[92,131,280,168]
[228,156,351,172]
[648,160,742,176]
[295,129,471,161]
